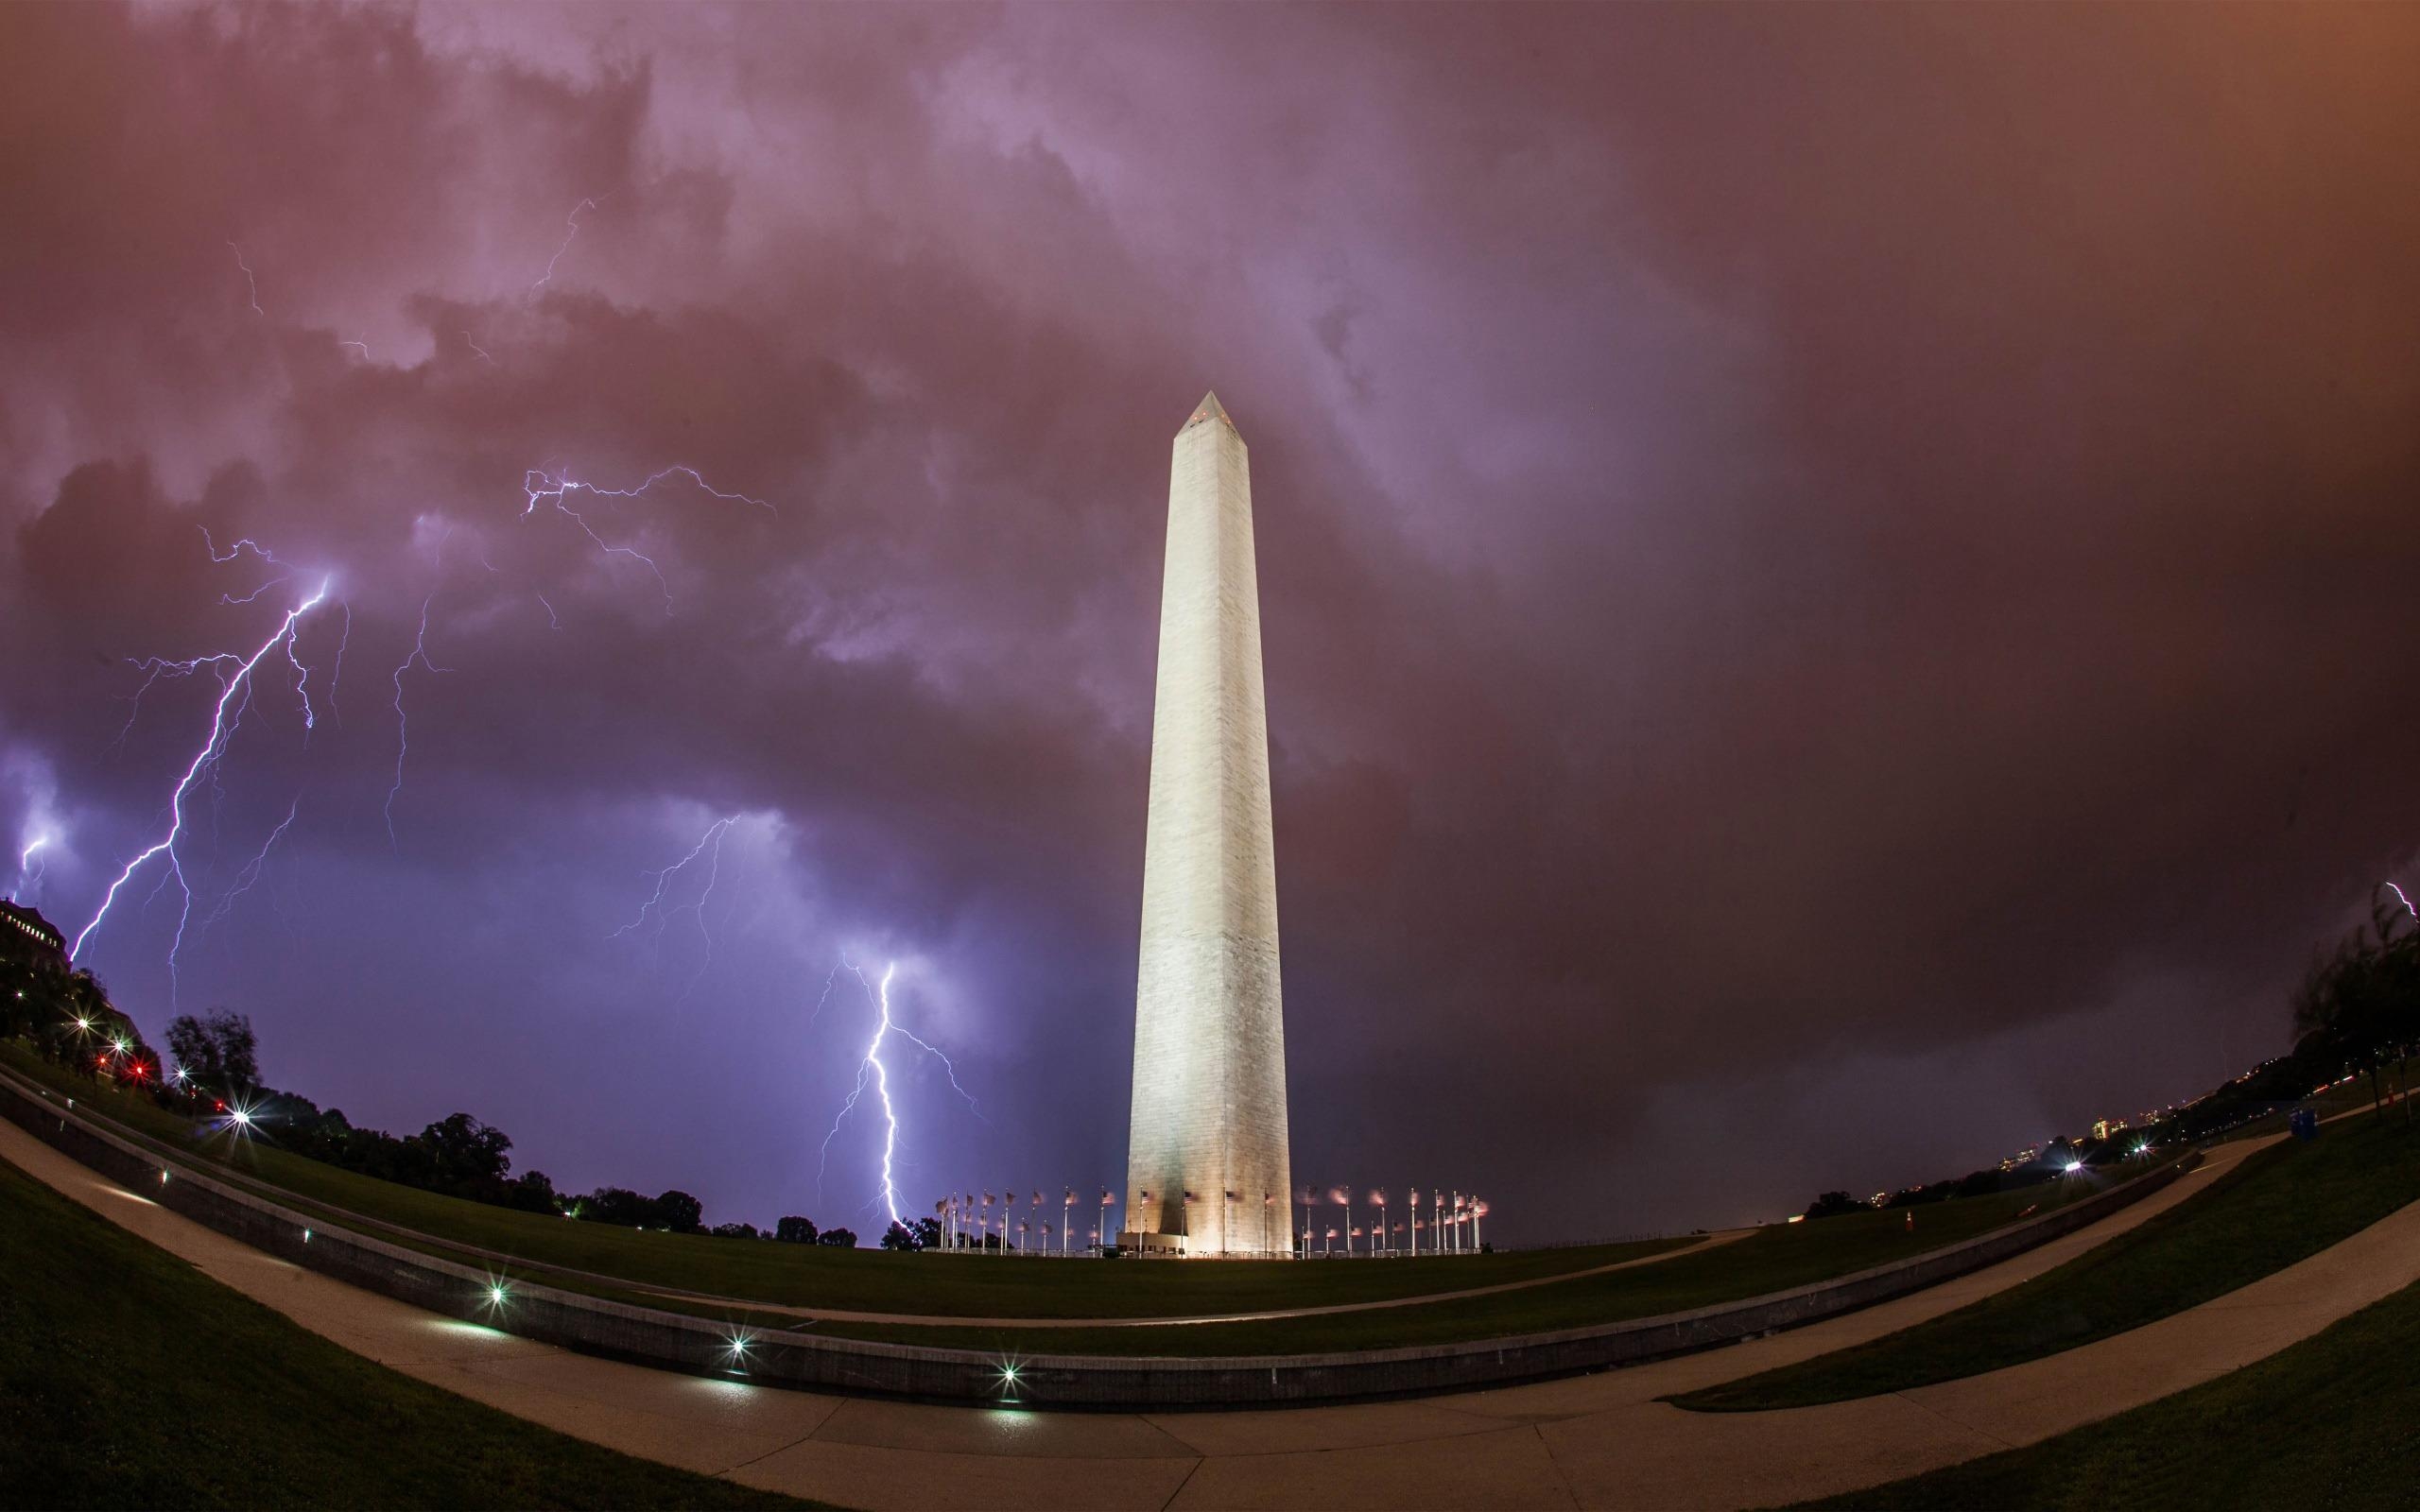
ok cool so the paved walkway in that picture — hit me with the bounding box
[10,1114,2413,1509]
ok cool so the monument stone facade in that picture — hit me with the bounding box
[1122,392,1294,1256]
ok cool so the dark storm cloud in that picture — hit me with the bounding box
[5,2,2418,1235]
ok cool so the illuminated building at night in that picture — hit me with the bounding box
[1,899,68,971]
[1122,393,1295,1256]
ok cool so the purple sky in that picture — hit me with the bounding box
[6,4,2419,1242]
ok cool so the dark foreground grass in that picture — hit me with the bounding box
[0,1044,1671,1319]
[1680,1109,2420,1412]
[804,1176,2112,1356]
[0,1155,820,1512]
[1792,1274,2420,1511]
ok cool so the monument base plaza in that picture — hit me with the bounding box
[9,1115,2415,1509]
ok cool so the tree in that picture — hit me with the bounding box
[655,1189,704,1234]
[164,1010,259,1097]
[774,1215,819,1245]
[910,1215,942,1250]
[816,1227,858,1248]
[712,1221,762,1239]
[880,1221,918,1251]
[508,1170,561,1214]
[412,1112,514,1191]
[576,1187,656,1228]
[2293,888,2420,1119]
[1803,1191,1863,1221]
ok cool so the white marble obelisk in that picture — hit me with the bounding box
[1123,392,1293,1256]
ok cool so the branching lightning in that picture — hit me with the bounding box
[71,581,331,975]
[518,466,775,609]
[815,961,984,1224]
[611,816,737,1004]
[385,594,452,846]
[192,797,300,942]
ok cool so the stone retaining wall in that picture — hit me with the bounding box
[1,1067,2196,1411]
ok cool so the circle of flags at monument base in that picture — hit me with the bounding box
[920,1184,1491,1257]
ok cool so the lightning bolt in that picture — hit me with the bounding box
[815,960,984,1223]
[228,242,264,316]
[528,196,601,300]
[218,576,291,607]
[462,332,495,364]
[385,594,451,846]
[338,338,371,360]
[72,580,331,972]
[192,796,300,942]
[518,466,774,608]
[2387,882,2417,924]
[327,604,352,726]
[201,529,285,568]
[12,834,50,901]
[610,816,737,1004]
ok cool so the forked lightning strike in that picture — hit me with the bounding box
[193,797,300,941]
[519,467,775,608]
[385,595,452,845]
[612,816,738,1003]
[72,580,332,972]
[816,961,983,1225]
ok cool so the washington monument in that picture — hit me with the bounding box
[1123,392,1294,1255]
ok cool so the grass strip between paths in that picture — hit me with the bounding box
[0,1152,822,1512]
[1679,1108,2420,1412]
[1789,1272,2420,1511]
[797,1177,2105,1357]
[0,1044,1668,1320]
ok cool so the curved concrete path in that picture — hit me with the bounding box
[11,1112,2412,1509]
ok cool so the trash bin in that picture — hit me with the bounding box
[2289,1107,2319,1142]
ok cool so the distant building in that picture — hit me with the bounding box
[1,899,68,971]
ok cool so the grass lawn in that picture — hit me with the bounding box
[0,1043,2169,1357]
[0,1043,1677,1319]
[800,1176,2112,1357]
[1790,1273,2420,1511]
[2201,1075,2392,1147]
[0,1153,821,1512]
[1677,1107,2420,1411]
